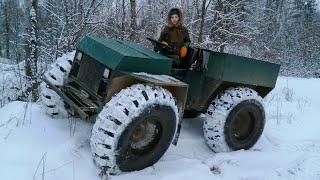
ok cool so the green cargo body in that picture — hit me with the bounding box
[183,50,280,112]
[76,36,172,75]
[206,52,280,88]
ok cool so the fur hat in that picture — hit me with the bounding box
[169,8,180,17]
[167,8,183,27]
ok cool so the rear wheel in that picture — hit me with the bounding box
[90,84,179,174]
[203,87,265,152]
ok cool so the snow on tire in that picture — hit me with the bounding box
[90,84,179,174]
[40,82,68,117]
[40,51,75,117]
[204,87,265,152]
[44,51,75,86]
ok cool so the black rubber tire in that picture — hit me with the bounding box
[90,84,179,174]
[204,87,265,152]
[40,82,67,117]
[183,110,201,118]
[224,99,265,150]
[40,51,75,117]
[116,104,176,171]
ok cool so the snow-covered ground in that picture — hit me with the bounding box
[1,77,320,180]
[0,62,25,107]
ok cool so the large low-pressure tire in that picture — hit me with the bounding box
[40,83,68,116]
[203,87,265,152]
[40,51,75,117]
[90,84,179,174]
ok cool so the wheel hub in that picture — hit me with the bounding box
[230,107,255,141]
[131,122,148,141]
[129,119,160,152]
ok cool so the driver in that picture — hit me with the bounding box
[155,8,191,67]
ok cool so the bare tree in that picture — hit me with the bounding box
[4,1,10,59]
[129,0,138,41]
[121,0,126,39]
[210,0,257,52]
[198,0,213,44]
[25,0,39,101]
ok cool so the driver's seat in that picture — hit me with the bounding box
[171,47,198,80]
[179,47,198,69]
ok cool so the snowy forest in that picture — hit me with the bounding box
[0,0,319,105]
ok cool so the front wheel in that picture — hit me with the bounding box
[90,84,179,174]
[116,104,176,172]
[40,51,75,117]
[203,87,265,152]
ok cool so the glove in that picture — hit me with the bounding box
[180,46,188,58]
[162,41,169,47]
[161,41,178,54]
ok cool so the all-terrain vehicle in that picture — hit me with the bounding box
[41,36,280,174]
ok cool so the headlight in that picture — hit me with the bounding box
[103,68,110,79]
[76,52,82,61]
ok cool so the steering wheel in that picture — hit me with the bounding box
[147,37,162,46]
[147,37,177,51]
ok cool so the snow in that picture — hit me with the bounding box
[44,51,75,86]
[1,76,320,179]
[133,72,184,84]
[30,8,36,18]
[0,57,11,64]
[0,62,25,107]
